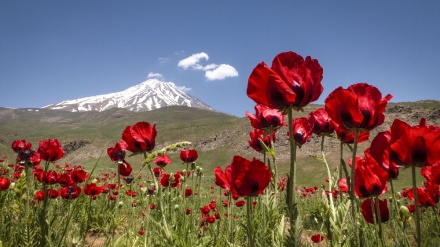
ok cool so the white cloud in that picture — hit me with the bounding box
[178,52,239,81]
[205,64,239,81]
[178,52,209,70]
[158,57,169,65]
[169,82,191,92]
[147,72,164,79]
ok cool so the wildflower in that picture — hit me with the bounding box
[245,104,286,130]
[247,51,323,112]
[180,149,198,163]
[121,122,157,154]
[308,108,335,136]
[38,139,65,161]
[83,183,104,196]
[248,128,275,153]
[360,198,390,224]
[353,152,388,198]
[59,185,81,199]
[0,177,10,190]
[389,118,440,167]
[287,117,313,147]
[229,156,272,197]
[154,154,172,168]
[325,83,392,131]
[311,234,325,243]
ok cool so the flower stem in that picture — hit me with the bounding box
[246,196,255,247]
[321,136,336,232]
[287,107,299,245]
[411,165,421,247]
[374,197,385,247]
[349,128,360,247]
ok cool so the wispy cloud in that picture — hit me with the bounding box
[147,72,164,79]
[205,64,239,81]
[177,52,209,70]
[177,52,239,81]
[169,82,191,92]
[158,57,169,65]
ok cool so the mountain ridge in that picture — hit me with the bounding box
[42,79,213,112]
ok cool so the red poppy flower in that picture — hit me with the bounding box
[107,141,128,162]
[287,117,313,147]
[245,104,286,130]
[247,51,323,112]
[230,156,272,197]
[122,122,157,154]
[334,124,370,144]
[70,169,88,183]
[311,234,325,243]
[35,190,44,201]
[248,128,275,153]
[0,177,10,190]
[185,187,193,198]
[361,198,390,224]
[38,139,65,162]
[160,172,183,188]
[368,131,402,180]
[11,140,32,153]
[43,170,58,185]
[235,200,245,207]
[180,149,198,163]
[407,181,439,207]
[353,152,388,198]
[214,166,232,191]
[46,189,60,199]
[338,178,349,193]
[421,163,440,185]
[60,184,81,199]
[389,118,440,167]
[83,183,104,196]
[200,205,211,215]
[308,108,335,136]
[57,173,74,186]
[154,154,172,168]
[186,208,191,215]
[153,167,162,177]
[325,83,392,131]
[118,162,132,176]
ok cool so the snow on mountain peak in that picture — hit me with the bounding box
[43,79,213,113]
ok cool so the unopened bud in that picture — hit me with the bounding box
[399,206,410,221]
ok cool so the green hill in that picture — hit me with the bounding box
[1,101,439,189]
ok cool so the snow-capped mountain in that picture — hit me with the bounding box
[43,79,214,112]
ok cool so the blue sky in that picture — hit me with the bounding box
[1,1,439,116]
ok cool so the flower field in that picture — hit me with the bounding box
[0,51,439,247]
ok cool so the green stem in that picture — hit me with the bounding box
[321,136,336,233]
[411,165,421,247]
[287,107,297,212]
[349,128,360,247]
[246,196,255,247]
[338,141,344,201]
[374,196,385,247]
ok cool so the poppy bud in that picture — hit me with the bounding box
[174,205,180,211]
[399,206,410,221]
[124,175,134,184]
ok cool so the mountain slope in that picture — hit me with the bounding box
[42,79,213,112]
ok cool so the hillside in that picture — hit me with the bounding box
[1,101,439,187]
